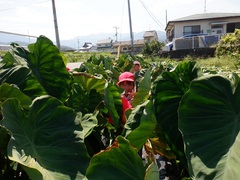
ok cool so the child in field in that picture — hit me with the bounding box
[117,72,135,104]
[133,60,142,74]
[108,72,135,127]
[117,71,135,125]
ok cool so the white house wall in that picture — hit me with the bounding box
[173,16,240,38]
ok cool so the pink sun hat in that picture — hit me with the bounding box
[117,72,134,86]
[133,61,140,65]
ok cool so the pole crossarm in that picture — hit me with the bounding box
[0,31,38,38]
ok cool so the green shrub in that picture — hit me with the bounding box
[142,40,165,57]
[215,29,240,58]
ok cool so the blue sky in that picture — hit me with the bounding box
[0,0,240,41]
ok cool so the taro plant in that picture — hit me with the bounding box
[1,36,240,180]
[0,36,158,179]
[179,73,240,179]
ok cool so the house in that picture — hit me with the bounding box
[79,42,96,52]
[166,13,240,42]
[96,38,113,52]
[112,39,145,54]
[112,30,158,54]
[143,30,159,43]
[165,13,240,50]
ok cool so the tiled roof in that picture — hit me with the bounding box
[112,39,144,47]
[143,30,157,37]
[96,39,112,45]
[170,13,240,22]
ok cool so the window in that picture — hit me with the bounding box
[183,25,201,35]
[227,23,240,33]
[212,25,223,29]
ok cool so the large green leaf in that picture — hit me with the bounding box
[144,162,159,180]
[1,96,90,179]
[26,36,71,101]
[0,83,32,110]
[0,37,71,101]
[104,83,121,128]
[123,100,157,150]
[179,74,240,179]
[69,73,106,114]
[77,111,98,139]
[132,70,151,108]
[85,136,145,180]
[73,72,105,95]
[0,52,31,89]
[0,127,11,156]
[152,61,201,163]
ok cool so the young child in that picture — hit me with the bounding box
[133,61,142,74]
[133,61,144,92]
[117,72,135,103]
[116,72,135,125]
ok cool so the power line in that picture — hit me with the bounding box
[0,0,50,13]
[138,0,165,30]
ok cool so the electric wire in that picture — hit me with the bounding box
[138,0,165,30]
[0,0,50,13]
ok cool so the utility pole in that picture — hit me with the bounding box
[113,26,119,42]
[127,0,134,54]
[204,0,207,13]
[166,10,168,27]
[51,0,61,50]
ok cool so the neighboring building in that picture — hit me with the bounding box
[0,44,12,51]
[96,38,113,52]
[143,30,159,42]
[112,39,145,54]
[112,30,158,54]
[164,13,240,50]
[79,42,96,52]
[166,13,240,42]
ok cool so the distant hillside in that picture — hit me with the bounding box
[0,30,166,50]
[0,32,36,46]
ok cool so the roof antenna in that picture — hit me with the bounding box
[204,0,207,13]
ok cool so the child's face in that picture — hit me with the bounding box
[134,64,141,71]
[119,81,134,92]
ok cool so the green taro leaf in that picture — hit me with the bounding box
[0,83,32,110]
[123,100,157,150]
[25,36,71,101]
[132,70,151,108]
[73,72,106,95]
[85,136,145,180]
[77,111,98,139]
[152,61,201,163]
[0,51,30,89]
[1,96,90,179]
[144,162,159,180]
[179,74,240,179]
[0,127,11,156]
[104,83,121,128]
[70,73,106,114]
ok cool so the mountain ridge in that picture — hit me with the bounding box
[62,31,166,49]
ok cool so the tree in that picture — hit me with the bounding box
[142,40,165,56]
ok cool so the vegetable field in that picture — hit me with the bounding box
[0,36,240,180]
